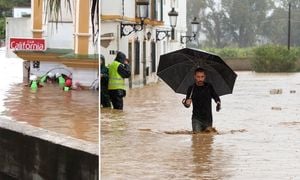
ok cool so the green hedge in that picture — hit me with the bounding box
[252,45,297,72]
[203,46,300,72]
[204,47,255,59]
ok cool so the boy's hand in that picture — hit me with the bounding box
[185,99,192,105]
[182,98,192,108]
[216,102,221,112]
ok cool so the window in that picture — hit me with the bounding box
[128,42,133,88]
[134,40,140,75]
[143,41,147,84]
[151,41,156,72]
[151,0,163,21]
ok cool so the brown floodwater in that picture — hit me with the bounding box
[0,49,98,143]
[101,71,300,179]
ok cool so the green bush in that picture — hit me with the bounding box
[203,47,254,59]
[0,18,5,39]
[218,48,238,58]
[252,45,297,72]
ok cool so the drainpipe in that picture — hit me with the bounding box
[117,24,120,51]
[122,0,125,17]
[143,32,147,86]
[117,0,125,51]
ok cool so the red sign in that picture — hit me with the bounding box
[9,38,46,51]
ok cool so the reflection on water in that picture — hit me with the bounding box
[101,71,300,179]
[0,50,98,143]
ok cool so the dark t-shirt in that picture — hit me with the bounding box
[186,82,220,125]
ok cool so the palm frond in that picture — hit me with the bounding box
[44,0,98,44]
[91,0,99,44]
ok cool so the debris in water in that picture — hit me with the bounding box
[164,130,193,135]
[202,127,218,134]
[271,107,282,110]
[279,121,300,126]
[230,129,247,134]
[269,89,282,94]
[138,128,152,132]
[164,127,219,135]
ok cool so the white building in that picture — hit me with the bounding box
[13,7,32,18]
[100,0,187,89]
[6,0,99,87]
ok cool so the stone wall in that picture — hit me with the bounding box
[0,118,98,180]
[224,58,252,71]
[224,58,300,71]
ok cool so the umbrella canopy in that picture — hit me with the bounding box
[157,48,237,96]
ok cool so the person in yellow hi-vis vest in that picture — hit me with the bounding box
[108,51,131,110]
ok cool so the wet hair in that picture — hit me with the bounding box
[194,67,206,75]
[115,51,126,63]
[100,54,105,61]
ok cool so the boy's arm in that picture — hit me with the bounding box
[209,84,221,103]
[209,84,221,111]
[182,86,193,108]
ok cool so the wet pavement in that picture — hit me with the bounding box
[101,71,300,179]
[0,49,98,143]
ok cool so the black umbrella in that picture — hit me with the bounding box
[157,48,237,96]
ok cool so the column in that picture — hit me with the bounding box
[32,0,43,38]
[74,0,90,55]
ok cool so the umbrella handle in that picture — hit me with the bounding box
[189,86,195,99]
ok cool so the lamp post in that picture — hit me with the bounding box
[120,0,150,38]
[180,17,200,44]
[288,2,291,50]
[168,7,178,40]
[156,7,178,41]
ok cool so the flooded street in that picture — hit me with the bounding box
[0,49,98,143]
[101,71,300,179]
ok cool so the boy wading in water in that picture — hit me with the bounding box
[182,68,221,133]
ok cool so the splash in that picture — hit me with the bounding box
[164,127,219,135]
[279,121,300,127]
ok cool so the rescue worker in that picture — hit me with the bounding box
[108,51,131,110]
[40,72,55,84]
[29,75,41,90]
[63,79,72,91]
[100,55,111,108]
[55,72,66,86]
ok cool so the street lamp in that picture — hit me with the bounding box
[180,17,200,44]
[146,31,152,41]
[155,7,178,41]
[168,7,178,40]
[120,0,150,38]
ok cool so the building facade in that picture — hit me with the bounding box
[6,0,99,87]
[100,0,186,89]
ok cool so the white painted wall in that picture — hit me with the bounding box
[124,0,136,19]
[30,62,70,77]
[101,22,120,65]
[71,68,98,87]
[101,0,123,16]
[13,7,32,18]
[5,17,32,58]
[46,23,74,49]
